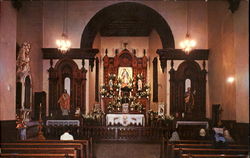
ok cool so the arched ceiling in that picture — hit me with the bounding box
[81,2,175,49]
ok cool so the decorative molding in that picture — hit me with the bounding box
[42,48,98,72]
[156,49,209,72]
[42,48,98,59]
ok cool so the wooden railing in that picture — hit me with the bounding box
[80,126,170,142]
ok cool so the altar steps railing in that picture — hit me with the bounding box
[80,126,170,142]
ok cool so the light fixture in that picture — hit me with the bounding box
[227,76,235,83]
[56,0,71,53]
[180,1,196,54]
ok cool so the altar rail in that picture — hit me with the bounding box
[80,126,170,142]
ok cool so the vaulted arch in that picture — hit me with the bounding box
[81,2,175,49]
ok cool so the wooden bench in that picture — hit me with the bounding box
[181,153,248,158]
[161,138,249,158]
[0,153,76,157]
[0,142,83,158]
[0,148,78,158]
[161,138,212,158]
[15,138,92,158]
[173,148,249,158]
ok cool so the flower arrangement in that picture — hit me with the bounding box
[82,108,105,126]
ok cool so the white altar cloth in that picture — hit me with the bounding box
[106,114,145,126]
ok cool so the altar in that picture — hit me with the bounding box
[106,114,145,126]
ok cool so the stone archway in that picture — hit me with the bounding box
[81,2,175,49]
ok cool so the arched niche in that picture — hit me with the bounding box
[16,72,33,121]
[48,58,87,117]
[81,2,175,49]
[169,60,207,119]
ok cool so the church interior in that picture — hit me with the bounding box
[0,0,249,158]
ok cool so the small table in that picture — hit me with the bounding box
[176,121,209,129]
[106,114,145,126]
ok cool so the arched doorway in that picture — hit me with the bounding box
[81,2,175,49]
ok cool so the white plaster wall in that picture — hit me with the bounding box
[208,1,249,122]
[17,1,43,93]
[148,30,163,112]
[233,1,249,123]
[0,2,17,120]
[100,37,149,57]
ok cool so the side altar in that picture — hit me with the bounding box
[100,48,150,126]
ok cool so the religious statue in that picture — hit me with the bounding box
[75,107,81,117]
[121,68,130,87]
[17,42,31,74]
[184,87,196,113]
[109,79,113,90]
[137,79,143,91]
[58,90,70,116]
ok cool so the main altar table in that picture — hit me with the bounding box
[106,114,145,126]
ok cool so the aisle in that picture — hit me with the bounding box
[93,142,161,158]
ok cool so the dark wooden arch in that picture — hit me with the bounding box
[48,58,87,116]
[169,60,206,119]
[81,2,175,49]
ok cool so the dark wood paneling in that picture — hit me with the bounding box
[0,120,17,142]
[42,48,98,59]
[157,49,209,72]
[153,57,158,102]
[34,91,46,120]
[95,57,99,102]
[235,122,249,144]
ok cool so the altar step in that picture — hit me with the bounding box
[94,142,160,158]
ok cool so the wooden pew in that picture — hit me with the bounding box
[173,148,249,158]
[0,153,76,157]
[0,142,83,158]
[181,153,248,158]
[161,137,249,158]
[15,139,92,158]
[0,148,78,158]
[161,138,213,158]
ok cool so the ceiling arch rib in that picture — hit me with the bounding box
[81,2,175,49]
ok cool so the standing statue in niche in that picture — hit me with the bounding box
[17,42,31,74]
[121,69,130,87]
[137,79,143,91]
[58,89,70,116]
[184,87,196,113]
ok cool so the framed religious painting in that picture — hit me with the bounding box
[118,67,133,88]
